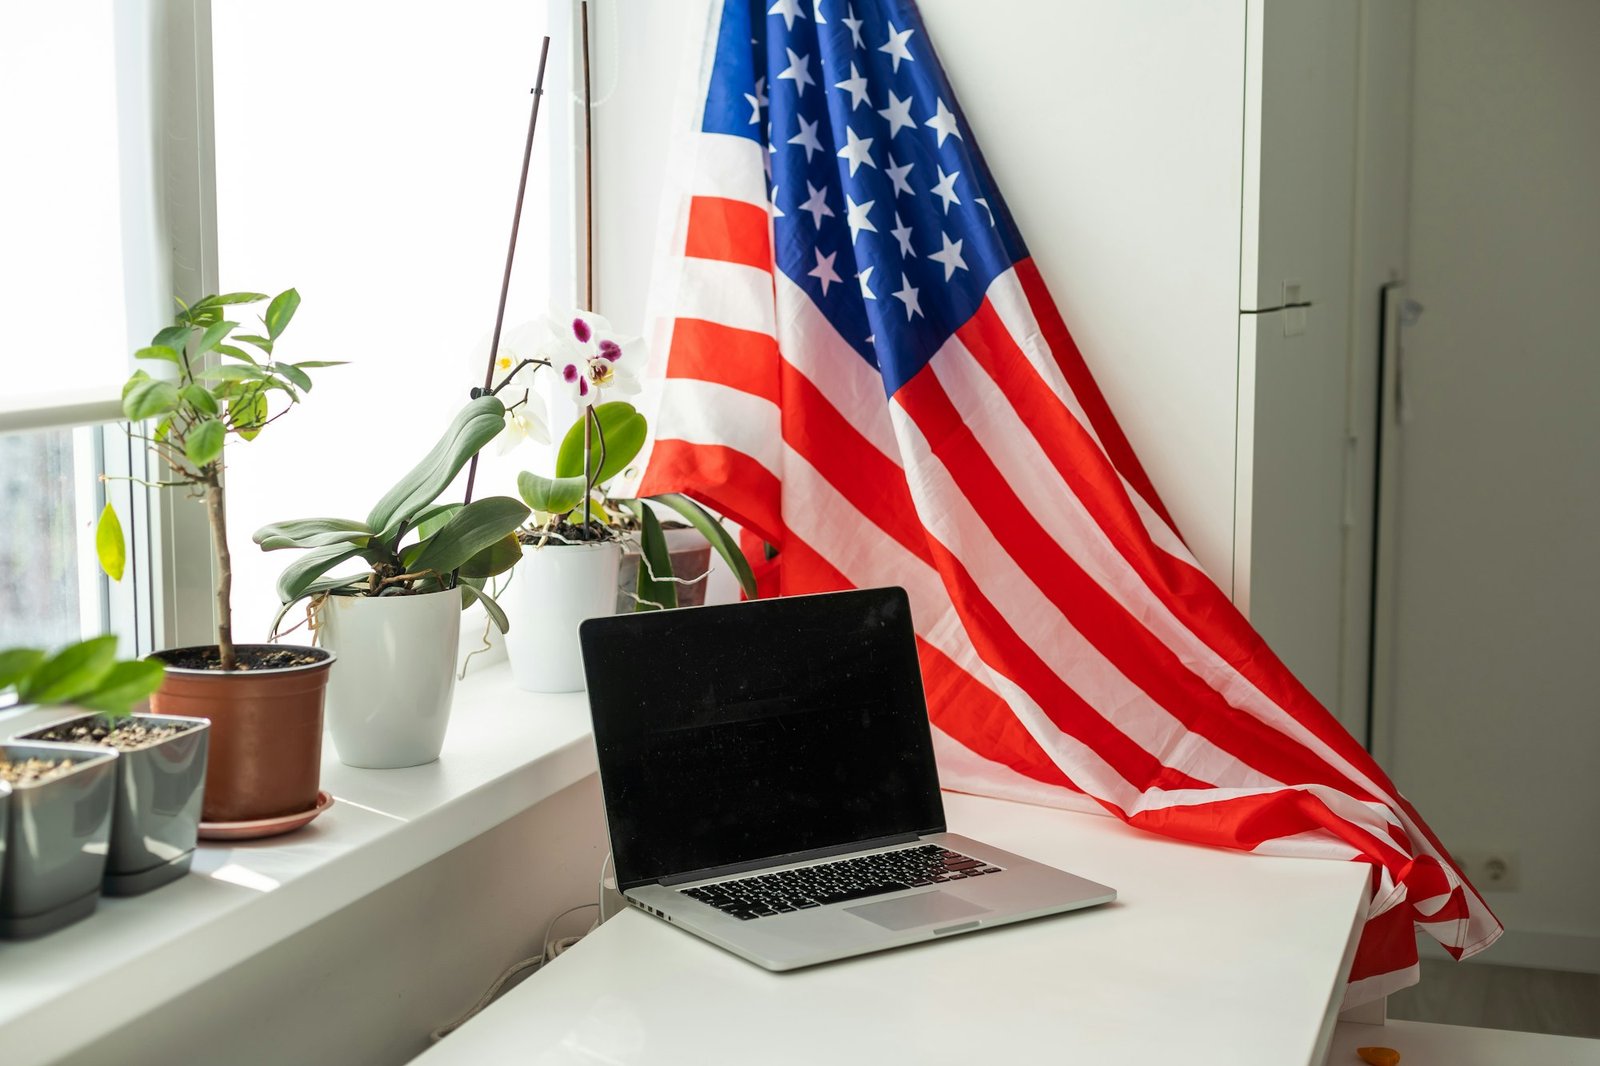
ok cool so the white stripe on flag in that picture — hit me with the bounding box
[656,378,782,478]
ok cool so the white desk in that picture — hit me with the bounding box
[416,791,1371,1066]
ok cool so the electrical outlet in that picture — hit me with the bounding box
[1456,850,1520,892]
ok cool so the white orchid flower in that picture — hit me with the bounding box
[496,390,550,455]
[553,312,643,405]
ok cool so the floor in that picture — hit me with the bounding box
[1387,959,1600,1039]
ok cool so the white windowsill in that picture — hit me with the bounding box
[0,663,597,1066]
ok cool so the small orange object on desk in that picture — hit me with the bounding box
[1356,1048,1400,1066]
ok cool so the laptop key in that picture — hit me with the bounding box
[813,882,910,906]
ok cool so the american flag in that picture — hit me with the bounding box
[628,0,1501,1005]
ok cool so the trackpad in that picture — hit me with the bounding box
[846,891,989,931]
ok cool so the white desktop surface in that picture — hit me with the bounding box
[416,790,1371,1066]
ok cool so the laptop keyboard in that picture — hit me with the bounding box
[678,844,1004,920]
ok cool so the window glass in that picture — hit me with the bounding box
[212,2,558,641]
[0,429,98,649]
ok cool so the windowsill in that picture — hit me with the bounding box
[0,663,597,1066]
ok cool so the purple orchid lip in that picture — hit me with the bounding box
[598,339,622,362]
[572,317,593,343]
[562,363,580,383]
[577,376,590,396]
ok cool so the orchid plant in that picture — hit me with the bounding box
[490,310,756,611]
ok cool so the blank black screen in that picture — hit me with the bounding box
[580,587,946,890]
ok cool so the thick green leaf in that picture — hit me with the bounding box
[278,363,313,392]
[517,471,587,516]
[77,660,166,718]
[365,396,507,538]
[253,517,373,551]
[194,320,238,355]
[96,503,126,581]
[0,648,45,693]
[182,383,219,416]
[459,582,511,634]
[410,503,461,542]
[265,288,301,339]
[193,291,268,308]
[555,401,647,485]
[135,345,181,363]
[122,374,181,421]
[460,532,522,579]
[631,501,676,611]
[185,418,225,467]
[409,496,530,577]
[647,492,758,599]
[17,635,119,704]
[276,544,368,602]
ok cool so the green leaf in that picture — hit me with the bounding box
[265,288,301,340]
[135,345,181,363]
[278,363,313,392]
[182,383,219,416]
[193,291,268,308]
[291,360,348,368]
[215,343,258,364]
[630,501,677,611]
[365,396,507,538]
[122,374,181,421]
[517,471,587,516]
[276,543,368,603]
[17,635,119,705]
[555,401,647,486]
[646,492,757,599]
[96,503,127,582]
[0,648,45,693]
[410,503,461,541]
[185,418,225,467]
[231,390,269,440]
[460,531,523,579]
[76,660,166,718]
[253,517,373,551]
[151,325,192,353]
[200,363,269,382]
[194,320,238,355]
[459,582,512,634]
[409,496,530,578]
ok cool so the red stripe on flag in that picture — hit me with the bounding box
[665,317,782,406]
[1014,257,1176,533]
[684,196,774,272]
[638,439,784,547]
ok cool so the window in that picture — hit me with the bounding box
[211,1,566,641]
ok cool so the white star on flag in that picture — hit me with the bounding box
[885,154,915,198]
[777,47,815,95]
[926,97,961,147]
[891,211,915,257]
[879,20,915,72]
[928,231,968,280]
[788,114,824,160]
[770,183,785,218]
[743,77,768,124]
[833,62,870,110]
[892,272,922,319]
[931,165,961,213]
[812,0,827,23]
[798,180,834,228]
[837,126,877,177]
[768,0,806,31]
[975,197,995,225]
[808,247,841,294]
[845,193,877,242]
[857,264,876,299]
[877,90,916,138]
[841,5,865,48]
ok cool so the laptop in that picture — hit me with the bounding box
[577,586,1115,970]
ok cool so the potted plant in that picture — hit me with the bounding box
[253,395,528,769]
[95,289,344,831]
[8,636,209,897]
[0,638,163,935]
[492,312,755,692]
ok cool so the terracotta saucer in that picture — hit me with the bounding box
[199,790,335,842]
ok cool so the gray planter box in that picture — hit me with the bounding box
[18,714,210,895]
[0,741,118,939]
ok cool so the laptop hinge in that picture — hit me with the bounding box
[655,831,925,888]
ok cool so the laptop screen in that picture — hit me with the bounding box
[580,587,946,890]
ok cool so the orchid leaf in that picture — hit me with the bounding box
[276,543,367,602]
[253,517,373,551]
[408,496,530,578]
[366,396,507,538]
[646,493,757,598]
[460,531,523,579]
[555,401,647,486]
[626,500,676,611]
[459,581,511,634]
[517,471,587,516]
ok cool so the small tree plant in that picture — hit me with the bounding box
[95,290,342,671]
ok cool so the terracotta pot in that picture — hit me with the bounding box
[147,645,334,823]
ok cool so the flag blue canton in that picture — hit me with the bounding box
[702,0,1029,395]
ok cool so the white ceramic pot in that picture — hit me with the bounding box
[318,590,461,768]
[502,541,622,693]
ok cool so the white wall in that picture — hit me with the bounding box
[1388,0,1600,968]
[588,0,1250,592]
